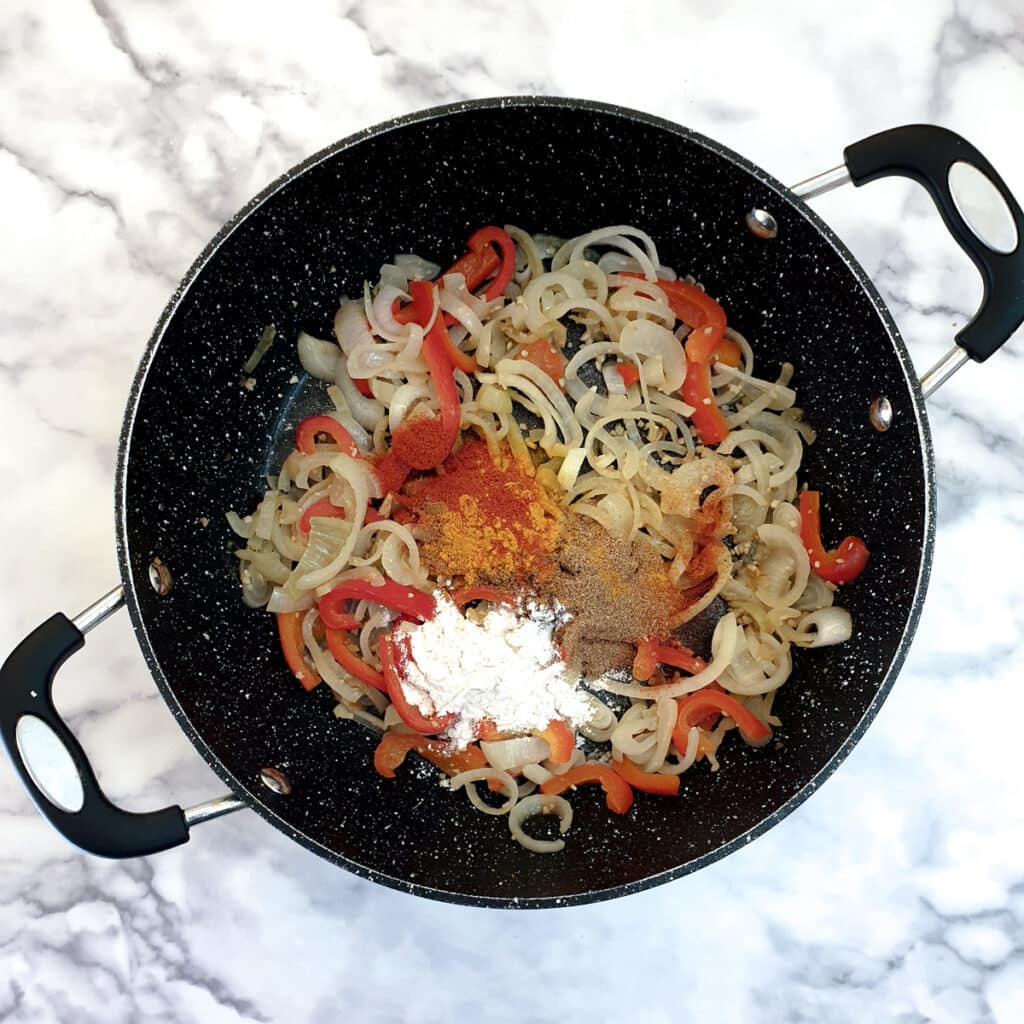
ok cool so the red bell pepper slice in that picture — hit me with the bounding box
[617,274,727,358]
[378,632,454,735]
[632,638,707,681]
[536,719,575,765]
[517,338,566,388]
[276,611,320,691]
[473,717,509,741]
[612,756,680,796]
[373,732,488,779]
[466,225,516,301]
[319,579,436,626]
[298,499,382,538]
[798,490,869,584]
[392,244,502,325]
[618,274,733,445]
[682,358,730,446]
[398,277,477,375]
[351,377,375,398]
[295,415,361,457]
[297,497,345,537]
[540,764,634,814]
[450,586,517,611]
[390,281,461,469]
[325,627,386,690]
[615,362,641,388]
[673,690,771,750]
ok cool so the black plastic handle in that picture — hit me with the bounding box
[844,125,1024,363]
[0,613,189,857]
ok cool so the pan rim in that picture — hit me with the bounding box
[114,95,935,908]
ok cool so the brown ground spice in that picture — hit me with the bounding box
[542,514,683,676]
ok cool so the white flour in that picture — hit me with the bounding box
[396,594,592,749]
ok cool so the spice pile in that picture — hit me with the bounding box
[398,438,563,586]
[548,515,682,675]
[396,438,684,676]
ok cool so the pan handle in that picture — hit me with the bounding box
[792,125,1024,394]
[0,587,245,858]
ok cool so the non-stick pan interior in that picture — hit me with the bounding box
[118,98,931,906]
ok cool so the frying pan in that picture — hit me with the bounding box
[2,98,1022,908]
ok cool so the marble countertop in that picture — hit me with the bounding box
[2,1,1024,1021]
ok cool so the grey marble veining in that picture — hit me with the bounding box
[2,1,1024,1021]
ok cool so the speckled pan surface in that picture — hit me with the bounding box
[115,97,934,908]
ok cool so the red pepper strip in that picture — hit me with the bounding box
[466,226,516,301]
[398,279,477,375]
[373,733,488,779]
[632,638,707,681]
[320,579,436,626]
[474,717,511,741]
[325,627,386,690]
[540,764,634,815]
[617,274,727,358]
[438,331,478,376]
[295,415,361,457]
[618,274,732,445]
[297,497,345,536]
[673,690,771,750]
[321,609,360,632]
[615,362,641,388]
[276,611,320,691]
[536,719,575,765]
[352,377,374,398]
[715,336,743,368]
[390,280,461,469]
[379,632,454,735]
[392,245,502,325]
[517,338,566,388]
[450,586,517,611]
[613,756,680,796]
[682,358,730,446]
[298,499,382,538]
[799,490,870,585]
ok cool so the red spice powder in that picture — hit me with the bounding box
[391,415,451,471]
[400,438,562,585]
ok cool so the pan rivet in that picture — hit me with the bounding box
[746,208,778,239]
[148,558,173,596]
[869,396,894,432]
[259,767,292,795]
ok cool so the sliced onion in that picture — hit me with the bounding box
[266,587,315,614]
[521,763,554,785]
[618,319,686,392]
[508,794,573,853]
[794,607,853,648]
[660,727,700,775]
[447,768,519,816]
[394,252,441,279]
[241,566,271,608]
[225,510,253,539]
[335,299,375,355]
[297,332,340,382]
[481,736,551,771]
[644,696,677,771]
[235,548,291,585]
[331,366,385,432]
[281,516,352,597]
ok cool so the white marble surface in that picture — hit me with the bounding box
[2,1,1024,1020]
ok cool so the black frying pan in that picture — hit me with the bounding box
[3,98,1023,908]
